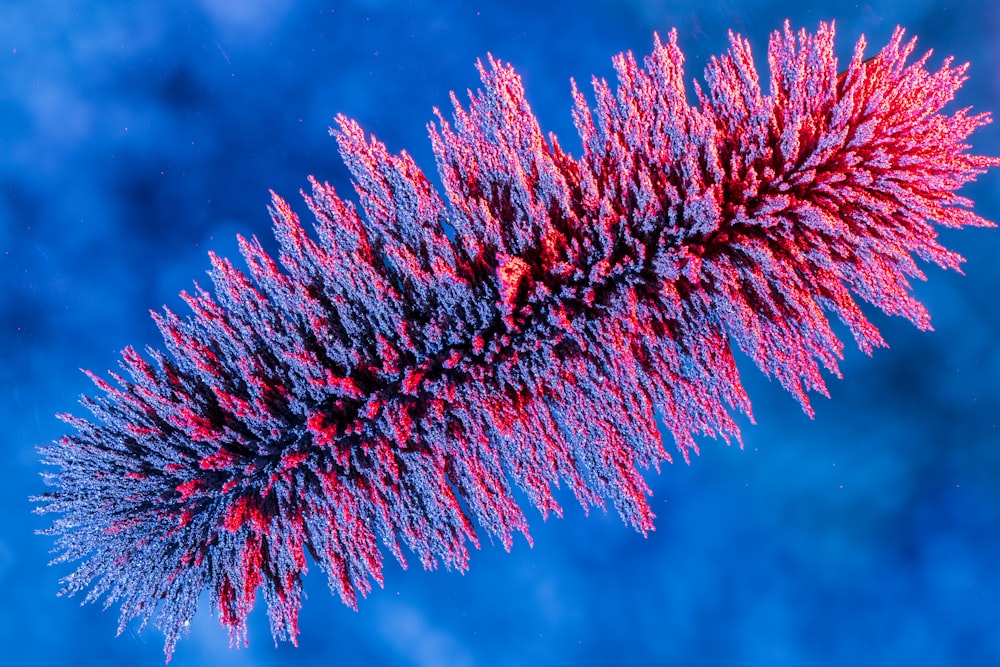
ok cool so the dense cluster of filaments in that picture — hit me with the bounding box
[35,21,997,660]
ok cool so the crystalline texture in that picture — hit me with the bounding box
[35,21,998,660]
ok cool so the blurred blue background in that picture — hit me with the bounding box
[3,1,998,665]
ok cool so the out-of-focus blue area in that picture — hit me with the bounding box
[3,1,998,665]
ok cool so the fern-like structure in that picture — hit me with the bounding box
[35,21,997,659]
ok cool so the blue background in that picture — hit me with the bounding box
[3,1,998,665]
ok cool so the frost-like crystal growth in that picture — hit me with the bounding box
[35,21,998,659]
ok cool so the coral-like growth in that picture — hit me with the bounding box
[35,21,997,659]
